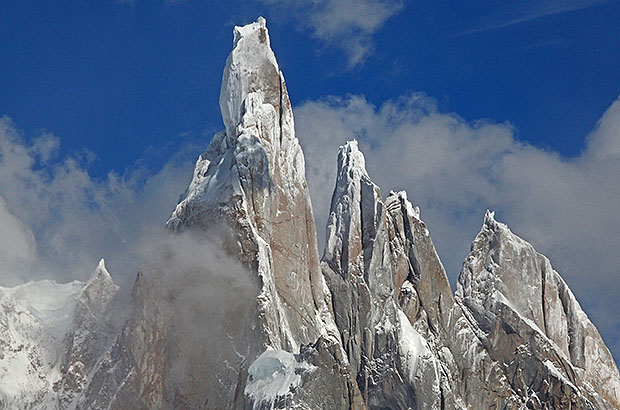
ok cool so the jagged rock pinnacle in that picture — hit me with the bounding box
[92,258,112,281]
[4,16,619,410]
[338,140,369,178]
[220,16,280,141]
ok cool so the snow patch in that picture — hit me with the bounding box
[0,279,84,339]
[544,360,578,392]
[245,349,315,408]
[397,309,431,381]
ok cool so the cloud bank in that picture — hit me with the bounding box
[0,116,196,286]
[295,93,620,360]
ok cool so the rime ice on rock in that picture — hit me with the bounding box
[457,211,620,408]
[77,17,345,410]
[322,140,445,408]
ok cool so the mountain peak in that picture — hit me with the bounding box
[386,190,421,219]
[91,258,112,282]
[233,16,268,47]
[168,12,331,360]
[338,140,368,178]
[483,209,497,227]
[80,259,118,310]
[458,210,620,408]
[6,16,619,410]
[220,17,280,140]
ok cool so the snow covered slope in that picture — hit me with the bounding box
[0,260,118,410]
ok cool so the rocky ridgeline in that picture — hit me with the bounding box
[1,17,619,410]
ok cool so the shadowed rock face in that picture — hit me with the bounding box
[55,260,119,409]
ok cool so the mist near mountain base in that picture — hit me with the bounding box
[132,227,262,404]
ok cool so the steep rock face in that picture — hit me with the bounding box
[2,16,620,410]
[78,269,172,410]
[321,141,441,409]
[168,16,332,352]
[383,192,520,409]
[80,237,267,410]
[55,259,120,409]
[321,141,524,409]
[457,211,620,409]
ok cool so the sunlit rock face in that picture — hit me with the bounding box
[320,141,522,410]
[168,16,333,353]
[457,212,620,409]
[320,141,441,409]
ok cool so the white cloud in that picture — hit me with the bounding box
[259,0,403,66]
[586,97,620,160]
[1,90,617,361]
[294,93,620,360]
[0,196,37,281]
[0,116,196,286]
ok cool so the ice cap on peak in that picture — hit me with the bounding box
[220,16,280,139]
[387,190,421,219]
[81,258,118,312]
[86,258,115,289]
[93,258,111,279]
[338,140,369,177]
[482,210,512,234]
[233,16,268,47]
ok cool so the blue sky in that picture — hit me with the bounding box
[2,0,619,173]
[1,1,619,361]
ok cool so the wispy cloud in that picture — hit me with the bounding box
[459,0,611,36]
[259,0,404,67]
[0,116,197,286]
